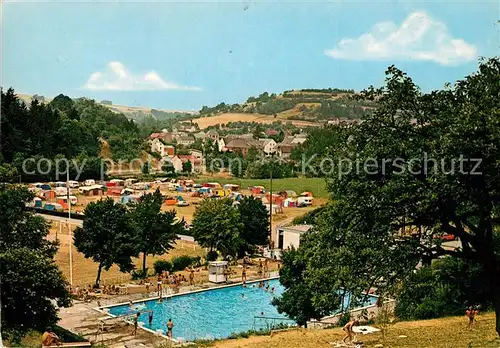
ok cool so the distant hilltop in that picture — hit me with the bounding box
[14,93,198,122]
[195,88,376,124]
[13,87,376,125]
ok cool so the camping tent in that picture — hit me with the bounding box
[283,198,297,208]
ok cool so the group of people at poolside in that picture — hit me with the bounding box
[128,303,175,339]
[151,269,197,296]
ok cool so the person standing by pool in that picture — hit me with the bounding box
[264,259,268,277]
[132,313,140,336]
[157,274,163,296]
[167,318,174,338]
[189,268,195,286]
[258,261,263,276]
[242,266,247,282]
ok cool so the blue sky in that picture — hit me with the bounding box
[2,0,498,110]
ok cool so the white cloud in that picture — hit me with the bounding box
[83,61,201,91]
[325,11,477,66]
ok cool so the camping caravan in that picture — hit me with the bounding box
[84,179,96,186]
[57,196,78,208]
[78,184,103,196]
[68,180,79,188]
[55,181,66,188]
[297,196,314,207]
[205,182,222,189]
[28,197,43,208]
[55,187,68,196]
[223,184,239,192]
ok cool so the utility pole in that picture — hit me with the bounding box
[269,159,273,248]
[67,170,73,287]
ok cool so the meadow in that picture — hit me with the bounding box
[201,177,330,199]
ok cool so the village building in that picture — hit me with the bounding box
[277,135,306,158]
[258,138,277,156]
[150,138,175,157]
[273,224,313,250]
[206,129,219,142]
[193,131,207,141]
[177,135,195,146]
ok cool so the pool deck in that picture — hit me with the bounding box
[58,273,279,347]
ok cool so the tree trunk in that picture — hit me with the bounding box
[95,263,103,289]
[142,252,148,274]
[495,299,500,336]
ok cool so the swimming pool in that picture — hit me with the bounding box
[106,279,377,342]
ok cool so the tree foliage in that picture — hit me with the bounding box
[128,189,184,273]
[396,256,492,320]
[237,196,269,254]
[0,88,144,182]
[191,198,243,257]
[0,185,71,341]
[276,58,500,335]
[74,198,138,287]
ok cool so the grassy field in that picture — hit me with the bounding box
[192,113,321,128]
[210,312,500,348]
[48,222,206,287]
[200,177,329,199]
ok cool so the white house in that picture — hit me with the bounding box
[150,138,174,157]
[258,138,277,156]
[177,136,195,146]
[217,138,226,152]
[189,149,203,160]
[274,224,313,250]
[169,156,184,173]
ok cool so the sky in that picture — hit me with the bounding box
[2,0,499,111]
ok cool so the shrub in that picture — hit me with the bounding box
[153,260,172,275]
[395,256,491,321]
[131,268,148,280]
[338,312,351,327]
[172,255,195,272]
[206,250,218,262]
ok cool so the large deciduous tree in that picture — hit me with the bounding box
[277,58,500,335]
[129,189,184,273]
[74,198,138,287]
[191,198,243,258]
[237,196,269,254]
[0,186,71,341]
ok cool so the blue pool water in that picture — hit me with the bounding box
[107,279,377,342]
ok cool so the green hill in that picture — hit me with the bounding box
[197,89,376,123]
